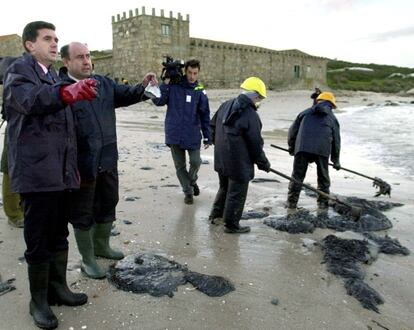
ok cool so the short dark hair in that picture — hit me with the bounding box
[60,44,70,60]
[22,21,56,51]
[185,59,200,71]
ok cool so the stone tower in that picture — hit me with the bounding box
[112,7,190,82]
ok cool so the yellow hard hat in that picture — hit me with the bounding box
[240,77,267,98]
[316,92,337,108]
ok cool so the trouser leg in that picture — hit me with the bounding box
[2,173,24,224]
[94,169,119,225]
[21,191,69,265]
[315,156,330,206]
[223,179,249,229]
[170,145,193,195]
[209,174,228,220]
[188,148,201,185]
[69,180,105,279]
[69,180,96,230]
[287,152,309,207]
[93,169,123,260]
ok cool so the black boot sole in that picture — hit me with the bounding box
[30,301,58,329]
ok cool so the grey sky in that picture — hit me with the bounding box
[1,0,413,67]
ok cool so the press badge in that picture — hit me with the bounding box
[186,95,192,103]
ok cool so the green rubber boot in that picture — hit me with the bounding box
[93,223,124,260]
[73,228,106,279]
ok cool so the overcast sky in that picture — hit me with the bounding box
[1,0,413,68]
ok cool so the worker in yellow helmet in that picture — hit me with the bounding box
[209,77,271,234]
[286,91,341,210]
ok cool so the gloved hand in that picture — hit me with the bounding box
[60,78,98,105]
[203,138,212,149]
[142,72,158,87]
[288,147,295,156]
[332,161,341,170]
[258,160,271,173]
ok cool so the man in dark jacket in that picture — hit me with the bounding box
[287,92,341,209]
[153,59,211,205]
[209,77,271,234]
[3,21,97,329]
[60,42,157,279]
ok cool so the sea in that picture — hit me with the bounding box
[337,102,414,179]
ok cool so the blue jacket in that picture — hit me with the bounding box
[59,70,148,180]
[3,53,79,193]
[153,79,211,150]
[288,101,341,163]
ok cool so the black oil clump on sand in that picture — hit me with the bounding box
[363,232,410,255]
[264,196,402,234]
[241,210,269,220]
[321,235,384,313]
[344,279,385,312]
[321,234,410,313]
[108,253,235,298]
[264,210,316,234]
[262,194,408,313]
[0,275,16,296]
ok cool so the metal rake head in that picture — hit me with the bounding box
[373,178,391,197]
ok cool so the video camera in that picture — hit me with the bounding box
[161,56,185,84]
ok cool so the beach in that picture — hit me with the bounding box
[0,89,413,330]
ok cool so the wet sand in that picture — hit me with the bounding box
[0,90,413,330]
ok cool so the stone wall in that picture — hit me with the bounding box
[110,7,189,83]
[94,7,327,88]
[0,34,23,57]
[188,39,326,89]
[93,55,113,78]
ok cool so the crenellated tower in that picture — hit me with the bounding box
[111,7,190,83]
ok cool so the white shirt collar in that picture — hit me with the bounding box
[37,62,49,74]
[68,73,80,82]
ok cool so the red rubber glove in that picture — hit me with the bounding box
[60,78,98,105]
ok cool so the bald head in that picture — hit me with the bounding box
[61,42,92,80]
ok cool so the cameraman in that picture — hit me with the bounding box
[153,59,211,205]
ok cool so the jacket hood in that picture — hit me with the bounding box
[222,94,255,125]
[311,101,333,115]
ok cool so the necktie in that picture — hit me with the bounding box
[46,71,55,83]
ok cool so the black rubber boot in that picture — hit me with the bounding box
[192,183,200,196]
[287,181,300,209]
[93,223,124,260]
[224,225,251,234]
[184,194,194,205]
[48,250,88,306]
[28,263,58,329]
[74,228,106,279]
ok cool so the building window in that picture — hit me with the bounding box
[294,65,300,78]
[161,24,171,36]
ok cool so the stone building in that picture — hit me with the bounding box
[0,34,23,58]
[94,7,327,89]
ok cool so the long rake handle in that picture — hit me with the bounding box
[268,167,358,213]
[270,144,377,181]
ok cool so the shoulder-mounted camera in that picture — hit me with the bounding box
[161,56,185,84]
